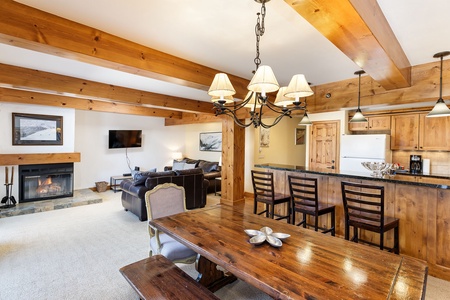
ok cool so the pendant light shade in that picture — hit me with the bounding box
[298,111,312,125]
[208,73,236,98]
[427,51,450,118]
[349,70,368,123]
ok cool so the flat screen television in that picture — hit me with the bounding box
[108,130,142,149]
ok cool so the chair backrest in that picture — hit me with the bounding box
[341,181,385,228]
[145,183,187,221]
[251,170,275,201]
[288,175,319,211]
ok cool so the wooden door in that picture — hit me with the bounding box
[419,113,450,150]
[391,114,419,150]
[309,121,339,170]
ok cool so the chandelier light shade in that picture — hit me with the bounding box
[284,74,314,103]
[274,87,292,107]
[208,0,313,128]
[208,73,236,99]
[427,51,450,117]
[349,70,368,123]
[247,65,279,97]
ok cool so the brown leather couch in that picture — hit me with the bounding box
[120,168,209,221]
[165,158,221,194]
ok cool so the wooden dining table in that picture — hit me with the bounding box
[150,205,428,300]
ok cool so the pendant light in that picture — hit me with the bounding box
[349,70,367,123]
[427,51,450,117]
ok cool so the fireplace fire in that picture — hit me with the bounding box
[19,163,74,203]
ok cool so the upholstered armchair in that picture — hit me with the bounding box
[145,183,197,264]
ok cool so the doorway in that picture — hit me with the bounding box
[309,121,340,170]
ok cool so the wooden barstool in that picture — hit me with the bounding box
[341,181,399,254]
[288,175,335,236]
[251,170,290,221]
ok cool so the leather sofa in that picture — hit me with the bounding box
[165,158,221,194]
[120,168,209,221]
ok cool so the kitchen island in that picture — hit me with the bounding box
[255,163,450,281]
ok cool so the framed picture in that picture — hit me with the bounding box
[199,132,222,152]
[12,113,63,145]
[260,127,270,147]
[295,128,306,145]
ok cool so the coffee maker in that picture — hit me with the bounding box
[410,155,422,174]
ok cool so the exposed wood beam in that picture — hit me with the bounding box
[0,63,214,114]
[0,88,182,118]
[0,0,249,97]
[284,0,411,90]
[309,59,449,113]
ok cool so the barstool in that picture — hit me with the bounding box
[341,181,399,254]
[288,175,335,236]
[251,170,290,221]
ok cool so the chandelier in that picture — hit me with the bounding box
[207,0,314,128]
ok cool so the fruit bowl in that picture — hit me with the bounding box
[361,162,392,177]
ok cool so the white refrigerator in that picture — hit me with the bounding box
[339,134,392,174]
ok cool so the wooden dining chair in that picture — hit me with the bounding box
[341,181,399,254]
[251,170,290,221]
[288,175,335,236]
[145,183,197,263]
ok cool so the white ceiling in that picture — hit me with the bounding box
[1,0,450,103]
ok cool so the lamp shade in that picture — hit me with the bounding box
[274,87,294,107]
[298,112,312,125]
[243,91,261,111]
[349,109,368,123]
[247,65,279,96]
[211,95,234,104]
[427,98,450,117]
[172,152,183,160]
[208,73,236,98]
[284,74,314,100]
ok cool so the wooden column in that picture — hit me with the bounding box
[220,118,245,206]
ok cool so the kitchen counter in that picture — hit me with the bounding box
[254,163,450,281]
[255,163,450,189]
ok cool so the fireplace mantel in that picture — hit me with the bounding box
[0,153,81,166]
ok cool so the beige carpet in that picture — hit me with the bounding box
[0,190,448,299]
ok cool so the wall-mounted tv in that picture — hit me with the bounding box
[108,130,142,149]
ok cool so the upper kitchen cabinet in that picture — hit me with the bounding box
[391,113,450,150]
[348,116,390,131]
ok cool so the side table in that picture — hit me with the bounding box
[110,175,133,193]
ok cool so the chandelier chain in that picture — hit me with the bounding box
[254,2,266,71]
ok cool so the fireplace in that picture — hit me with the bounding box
[19,163,74,202]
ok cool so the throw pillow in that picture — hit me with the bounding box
[172,161,186,171]
[198,161,219,173]
[183,163,197,170]
[132,168,157,185]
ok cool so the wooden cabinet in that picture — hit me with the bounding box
[391,113,450,150]
[349,116,391,131]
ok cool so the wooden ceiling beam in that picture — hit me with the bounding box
[0,63,214,114]
[0,0,249,98]
[284,0,411,90]
[0,88,182,118]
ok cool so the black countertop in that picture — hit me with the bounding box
[254,163,450,190]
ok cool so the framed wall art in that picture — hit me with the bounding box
[199,132,222,152]
[12,113,63,145]
[295,128,306,145]
[260,127,270,147]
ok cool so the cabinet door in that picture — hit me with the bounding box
[391,114,419,150]
[419,113,450,150]
[348,121,368,131]
[368,116,391,131]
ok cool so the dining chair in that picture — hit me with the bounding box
[341,181,399,254]
[145,183,197,263]
[251,170,290,221]
[288,175,335,236]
